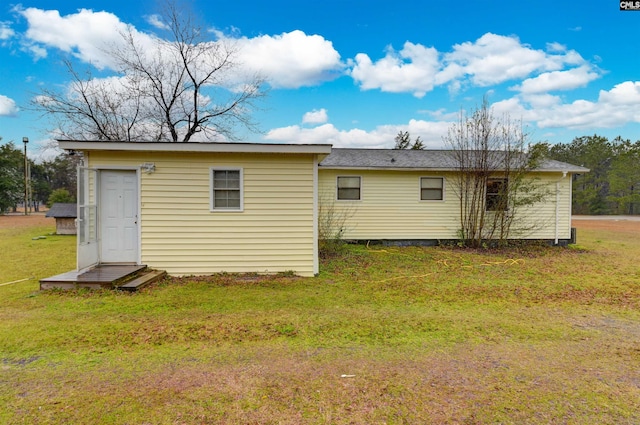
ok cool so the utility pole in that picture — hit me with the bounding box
[23,137,28,216]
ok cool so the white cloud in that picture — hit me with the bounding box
[404,119,454,145]
[302,108,328,125]
[145,14,169,30]
[18,11,345,89]
[17,7,134,69]
[441,33,584,86]
[418,108,460,121]
[546,42,566,53]
[491,97,538,122]
[27,44,47,60]
[19,6,344,89]
[495,81,640,130]
[536,99,621,129]
[0,22,15,40]
[265,119,452,149]
[599,81,640,105]
[0,94,18,116]
[350,32,592,97]
[519,93,562,109]
[350,42,440,98]
[514,66,600,94]
[233,30,344,88]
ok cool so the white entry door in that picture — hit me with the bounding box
[100,170,139,263]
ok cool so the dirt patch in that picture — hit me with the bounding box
[0,213,52,229]
[572,218,640,235]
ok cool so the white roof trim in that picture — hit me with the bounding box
[58,140,332,155]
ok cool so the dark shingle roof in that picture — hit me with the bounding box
[319,148,589,173]
[45,203,77,218]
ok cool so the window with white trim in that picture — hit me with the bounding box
[337,176,361,200]
[420,177,444,201]
[210,168,243,211]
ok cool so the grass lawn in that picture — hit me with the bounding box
[1,215,639,424]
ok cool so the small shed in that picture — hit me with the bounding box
[45,203,77,235]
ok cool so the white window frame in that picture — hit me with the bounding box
[210,167,244,212]
[336,175,362,201]
[419,176,445,201]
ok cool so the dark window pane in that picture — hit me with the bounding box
[338,188,360,200]
[420,178,443,200]
[337,176,361,200]
[421,189,443,200]
[420,177,442,189]
[338,176,360,189]
[486,179,507,211]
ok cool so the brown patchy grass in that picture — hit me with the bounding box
[6,336,639,424]
[572,217,640,234]
[0,212,51,228]
[1,216,639,424]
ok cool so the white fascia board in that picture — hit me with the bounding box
[58,140,333,155]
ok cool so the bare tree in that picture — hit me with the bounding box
[444,99,550,247]
[34,62,148,141]
[318,191,355,258]
[33,2,265,142]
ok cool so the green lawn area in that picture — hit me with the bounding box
[1,217,639,424]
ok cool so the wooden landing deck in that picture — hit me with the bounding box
[40,265,147,290]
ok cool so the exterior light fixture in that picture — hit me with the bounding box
[141,162,156,174]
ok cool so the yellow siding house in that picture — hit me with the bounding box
[55,142,587,283]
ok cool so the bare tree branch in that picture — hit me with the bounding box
[444,98,551,247]
[31,1,266,142]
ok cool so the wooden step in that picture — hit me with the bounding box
[117,270,167,291]
[40,264,148,290]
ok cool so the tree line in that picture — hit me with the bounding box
[0,139,78,214]
[541,135,640,215]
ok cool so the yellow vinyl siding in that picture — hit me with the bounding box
[511,172,573,240]
[318,169,574,241]
[319,169,459,240]
[88,151,317,276]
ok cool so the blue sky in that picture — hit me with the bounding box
[1,0,639,159]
